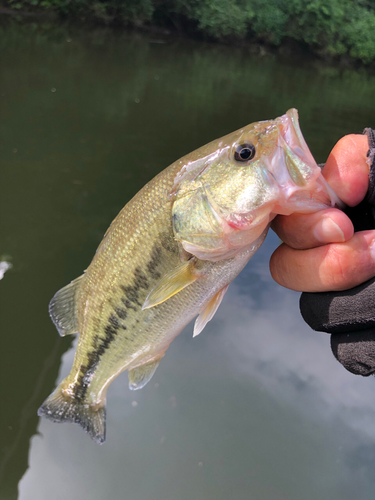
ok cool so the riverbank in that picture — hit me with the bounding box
[1,0,375,65]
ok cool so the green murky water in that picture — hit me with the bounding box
[1,21,375,500]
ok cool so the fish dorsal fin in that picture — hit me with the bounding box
[128,358,162,390]
[193,284,229,338]
[142,259,198,310]
[48,275,84,337]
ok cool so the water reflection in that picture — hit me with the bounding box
[19,236,375,500]
[2,20,375,500]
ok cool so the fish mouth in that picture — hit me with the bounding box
[278,108,316,168]
[274,108,343,211]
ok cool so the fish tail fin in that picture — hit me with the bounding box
[38,383,106,444]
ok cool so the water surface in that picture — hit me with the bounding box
[1,21,375,500]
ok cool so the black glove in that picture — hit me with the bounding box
[300,128,375,376]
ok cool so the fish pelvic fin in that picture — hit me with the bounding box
[49,275,84,337]
[193,284,229,337]
[128,357,163,390]
[38,383,106,444]
[142,258,199,310]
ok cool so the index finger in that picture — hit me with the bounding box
[318,134,369,206]
[272,134,369,250]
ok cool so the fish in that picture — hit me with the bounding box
[38,108,341,444]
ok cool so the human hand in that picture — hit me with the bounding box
[270,134,370,292]
[270,132,375,376]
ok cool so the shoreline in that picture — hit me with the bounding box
[0,2,373,68]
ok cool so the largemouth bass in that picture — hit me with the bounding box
[38,109,340,443]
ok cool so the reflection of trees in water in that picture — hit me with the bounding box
[1,20,375,500]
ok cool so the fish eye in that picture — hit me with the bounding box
[234,143,256,162]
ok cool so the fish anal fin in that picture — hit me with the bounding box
[38,382,106,444]
[142,259,199,310]
[193,284,229,337]
[128,357,163,390]
[49,275,84,337]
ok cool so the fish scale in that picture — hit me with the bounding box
[38,109,341,443]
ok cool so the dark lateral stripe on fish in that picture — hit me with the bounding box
[146,245,162,280]
[134,267,149,289]
[120,285,142,307]
[120,266,151,308]
[74,315,124,399]
[108,313,121,329]
[74,259,162,400]
[115,307,127,320]
[121,297,138,311]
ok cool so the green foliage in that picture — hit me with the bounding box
[2,0,375,63]
[174,0,254,37]
[285,0,345,46]
[341,5,375,63]
[250,0,288,45]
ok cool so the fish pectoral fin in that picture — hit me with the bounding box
[128,357,163,390]
[142,258,199,310]
[48,275,84,337]
[193,284,229,338]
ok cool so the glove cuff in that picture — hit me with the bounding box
[331,328,375,376]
